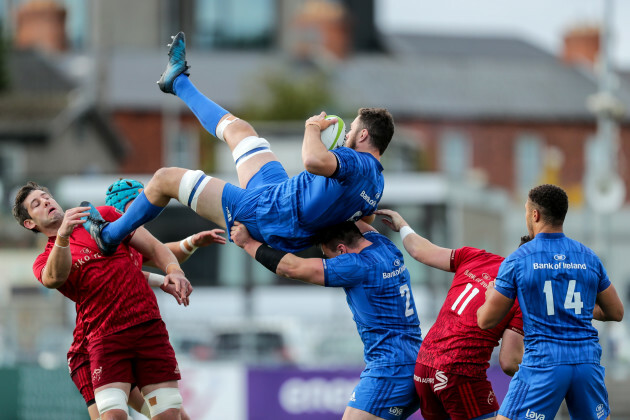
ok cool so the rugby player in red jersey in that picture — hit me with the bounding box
[13,181,192,420]
[376,209,525,420]
[67,178,225,420]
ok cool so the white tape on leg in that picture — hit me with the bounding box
[177,170,212,212]
[232,136,272,168]
[215,116,239,142]
[94,387,129,416]
[145,387,183,417]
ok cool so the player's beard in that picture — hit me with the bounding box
[345,131,358,150]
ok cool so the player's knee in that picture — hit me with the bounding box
[177,169,212,212]
[144,387,183,418]
[94,387,129,416]
[232,136,272,168]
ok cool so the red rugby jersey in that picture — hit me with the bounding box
[34,206,160,343]
[416,247,523,378]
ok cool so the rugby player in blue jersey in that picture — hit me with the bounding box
[82,32,393,255]
[231,220,422,420]
[477,184,624,420]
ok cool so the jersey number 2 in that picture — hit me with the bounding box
[399,284,415,317]
[543,280,583,315]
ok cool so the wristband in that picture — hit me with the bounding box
[255,244,288,273]
[54,243,69,249]
[399,226,415,242]
[305,122,320,129]
[148,273,165,287]
[179,235,198,255]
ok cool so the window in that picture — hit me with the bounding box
[439,130,471,180]
[515,133,542,196]
[194,0,275,49]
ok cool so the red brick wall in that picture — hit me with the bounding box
[407,119,630,202]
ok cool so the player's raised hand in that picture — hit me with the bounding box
[230,222,253,248]
[191,229,227,247]
[305,111,336,131]
[58,206,90,237]
[163,268,193,302]
[374,209,408,232]
[160,282,189,306]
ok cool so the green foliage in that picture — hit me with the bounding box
[240,69,332,121]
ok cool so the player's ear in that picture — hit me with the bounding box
[532,209,541,223]
[337,243,347,254]
[23,219,36,230]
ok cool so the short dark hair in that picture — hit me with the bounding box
[519,235,532,247]
[528,184,568,226]
[357,107,394,155]
[311,221,363,250]
[13,181,50,233]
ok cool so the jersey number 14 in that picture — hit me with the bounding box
[543,280,583,315]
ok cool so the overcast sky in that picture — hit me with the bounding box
[376,0,630,68]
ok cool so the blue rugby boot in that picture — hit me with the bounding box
[157,32,190,94]
[80,201,119,256]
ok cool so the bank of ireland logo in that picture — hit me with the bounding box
[554,254,566,261]
[394,259,401,267]
[482,273,492,281]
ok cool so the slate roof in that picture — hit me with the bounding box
[0,50,127,158]
[56,32,630,122]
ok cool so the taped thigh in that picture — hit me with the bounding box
[144,387,183,417]
[232,136,272,168]
[94,387,129,416]
[177,170,212,212]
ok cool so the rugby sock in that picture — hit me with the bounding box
[101,192,164,243]
[173,74,229,138]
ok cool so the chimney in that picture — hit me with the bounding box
[562,24,600,67]
[15,0,68,52]
[291,0,351,61]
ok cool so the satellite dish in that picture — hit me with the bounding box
[585,173,626,214]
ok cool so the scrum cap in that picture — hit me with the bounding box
[105,179,143,212]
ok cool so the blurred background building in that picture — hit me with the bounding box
[0,0,629,418]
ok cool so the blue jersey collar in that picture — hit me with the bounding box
[535,232,565,239]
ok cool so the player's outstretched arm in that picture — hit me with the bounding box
[594,284,624,322]
[130,226,193,302]
[302,112,338,177]
[231,222,325,286]
[499,329,524,376]
[41,206,90,289]
[143,229,227,267]
[477,284,514,330]
[375,209,451,271]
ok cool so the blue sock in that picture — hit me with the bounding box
[102,192,164,243]
[174,74,229,137]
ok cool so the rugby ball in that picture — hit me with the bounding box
[320,115,346,150]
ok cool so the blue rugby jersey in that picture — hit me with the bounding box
[256,147,384,252]
[323,231,422,369]
[495,232,611,367]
